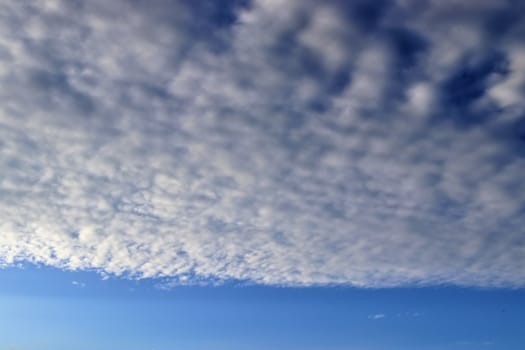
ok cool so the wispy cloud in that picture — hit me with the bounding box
[457,340,495,347]
[368,314,385,320]
[0,0,524,287]
[72,280,86,288]
[395,312,423,318]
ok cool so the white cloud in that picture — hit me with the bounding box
[72,280,86,288]
[0,0,524,287]
[488,46,525,109]
[368,314,385,320]
[404,82,436,118]
[298,6,352,71]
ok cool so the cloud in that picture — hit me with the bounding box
[72,280,86,288]
[396,312,423,318]
[368,314,385,320]
[457,340,495,347]
[0,0,524,287]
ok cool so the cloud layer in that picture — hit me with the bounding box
[1,0,524,287]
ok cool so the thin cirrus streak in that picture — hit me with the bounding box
[0,0,524,287]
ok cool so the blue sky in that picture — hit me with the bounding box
[0,0,525,348]
[1,265,524,350]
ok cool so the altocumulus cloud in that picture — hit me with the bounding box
[0,0,525,287]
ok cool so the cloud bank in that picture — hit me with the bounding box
[0,0,524,287]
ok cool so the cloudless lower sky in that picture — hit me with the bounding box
[0,266,523,350]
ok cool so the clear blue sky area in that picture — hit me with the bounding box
[1,266,523,350]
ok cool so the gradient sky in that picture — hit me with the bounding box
[1,265,525,350]
[1,0,525,348]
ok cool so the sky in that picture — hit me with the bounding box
[0,0,524,348]
[1,265,524,350]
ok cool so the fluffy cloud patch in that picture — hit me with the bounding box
[0,0,524,287]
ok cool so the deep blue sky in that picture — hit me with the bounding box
[1,0,525,348]
[1,266,524,350]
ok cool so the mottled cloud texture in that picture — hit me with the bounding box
[1,0,524,287]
